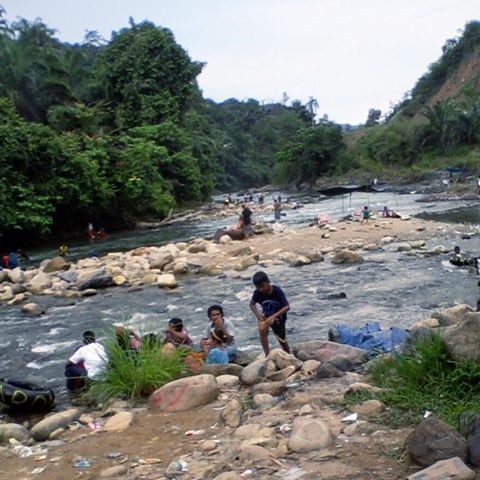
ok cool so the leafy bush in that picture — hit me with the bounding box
[364,333,480,426]
[85,333,190,404]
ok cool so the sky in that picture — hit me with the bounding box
[2,0,480,124]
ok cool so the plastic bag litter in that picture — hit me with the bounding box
[13,445,34,457]
[184,429,205,436]
[73,458,91,469]
[341,413,358,422]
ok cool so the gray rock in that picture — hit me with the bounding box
[288,417,333,453]
[316,363,344,379]
[157,273,178,288]
[332,249,364,264]
[82,288,97,297]
[348,399,385,415]
[149,374,219,412]
[405,417,467,467]
[21,302,44,316]
[78,271,114,290]
[7,268,24,284]
[407,457,475,480]
[268,348,303,371]
[0,423,32,443]
[233,350,255,366]
[220,399,243,428]
[57,269,78,283]
[240,358,276,386]
[251,381,287,397]
[267,365,296,381]
[100,465,128,478]
[216,375,240,389]
[43,257,70,273]
[29,272,52,294]
[294,340,368,365]
[432,304,474,327]
[238,444,270,462]
[444,313,480,362]
[103,411,133,433]
[31,408,82,441]
[253,393,276,410]
[468,433,480,467]
[148,252,174,270]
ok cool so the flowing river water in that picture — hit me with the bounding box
[2,189,480,406]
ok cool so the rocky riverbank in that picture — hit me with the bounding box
[0,215,463,317]
[2,300,480,480]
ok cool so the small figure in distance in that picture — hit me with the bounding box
[273,199,282,222]
[201,305,237,362]
[382,206,390,218]
[163,318,193,348]
[361,206,370,224]
[241,203,253,238]
[65,330,108,391]
[58,244,69,257]
[250,271,291,356]
[204,328,229,364]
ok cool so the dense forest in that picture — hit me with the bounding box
[1,6,480,244]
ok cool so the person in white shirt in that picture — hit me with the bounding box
[65,330,108,390]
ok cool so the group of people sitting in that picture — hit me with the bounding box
[64,271,291,392]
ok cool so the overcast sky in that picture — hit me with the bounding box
[2,1,479,124]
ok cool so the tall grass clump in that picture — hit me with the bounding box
[85,333,190,404]
[365,333,480,426]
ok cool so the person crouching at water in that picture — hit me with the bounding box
[162,318,193,349]
[204,328,229,364]
[250,271,291,355]
[201,305,237,361]
[65,330,108,391]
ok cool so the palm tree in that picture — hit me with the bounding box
[306,96,319,127]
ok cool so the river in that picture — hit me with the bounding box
[2,189,480,406]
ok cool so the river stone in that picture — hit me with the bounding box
[468,433,480,467]
[100,465,128,478]
[220,399,243,428]
[188,242,208,254]
[288,417,333,453]
[21,302,44,316]
[29,272,53,294]
[267,365,296,381]
[235,424,261,438]
[332,249,364,264]
[348,399,385,415]
[219,235,233,245]
[31,408,82,441]
[253,393,276,410]
[77,269,114,290]
[397,243,412,252]
[0,423,32,443]
[316,362,345,378]
[103,411,133,433]
[149,374,219,412]
[82,288,97,297]
[148,252,173,270]
[268,348,303,371]
[306,251,325,262]
[405,417,467,467]
[201,363,243,377]
[344,382,384,396]
[142,273,158,285]
[410,240,426,249]
[200,439,217,452]
[443,313,480,362]
[216,374,240,389]
[251,381,287,397]
[7,267,24,284]
[231,246,253,257]
[0,287,14,301]
[157,273,178,288]
[239,444,270,462]
[407,457,475,480]
[43,256,70,273]
[113,274,127,286]
[0,270,8,282]
[289,255,312,267]
[240,358,276,385]
[214,473,241,480]
[432,304,473,326]
[57,269,77,283]
[8,293,26,306]
[294,340,368,365]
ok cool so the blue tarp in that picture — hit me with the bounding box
[334,322,409,357]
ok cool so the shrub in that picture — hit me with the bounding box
[85,332,190,404]
[363,333,480,426]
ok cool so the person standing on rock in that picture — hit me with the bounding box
[241,204,253,238]
[201,305,237,361]
[250,271,291,355]
[273,199,282,222]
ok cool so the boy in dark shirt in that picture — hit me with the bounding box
[250,271,291,355]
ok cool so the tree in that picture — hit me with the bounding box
[306,96,319,127]
[365,108,381,127]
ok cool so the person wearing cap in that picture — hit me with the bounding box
[163,318,193,348]
[201,305,237,361]
[205,327,229,364]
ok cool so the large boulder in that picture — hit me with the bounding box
[31,408,82,441]
[288,417,334,453]
[213,229,245,243]
[7,267,24,284]
[432,304,474,327]
[240,358,276,386]
[29,272,53,294]
[294,340,368,366]
[332,249,364,264]
[443,313,480,362]
[0,423,32,443]
[76,269,114,290]
[43,256,70,273]
[148,374,219,412]
[405,417,467,467]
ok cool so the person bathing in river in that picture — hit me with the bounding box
[241,204,253,238]
[250,271,291,355]
[65,330,108,390]
[204,328,229,364]
[273,199,282,222]
[201,305,237,361]
[361,206,370,224]
[162,317,193,348]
